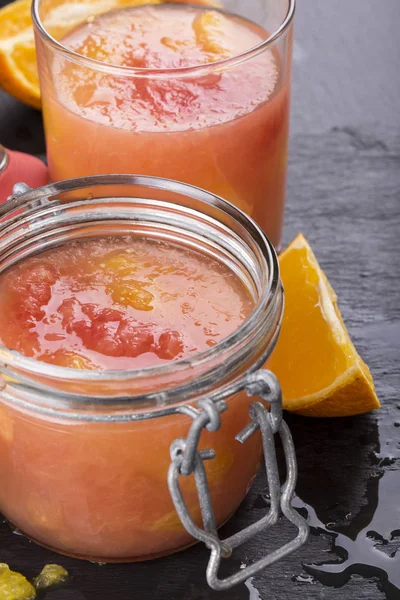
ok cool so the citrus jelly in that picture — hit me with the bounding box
[0,237,253,369]
[35,3,293,247]
[0,235,264,561]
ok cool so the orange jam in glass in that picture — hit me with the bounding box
[0,237,253,369]
[0,235,263,561]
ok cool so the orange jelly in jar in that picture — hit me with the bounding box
[34,1,294,248]
[0,176,284,563]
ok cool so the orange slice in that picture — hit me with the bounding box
[269,234,380,417]
[0,0,218,109]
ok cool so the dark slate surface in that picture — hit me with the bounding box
[0,1,399,599]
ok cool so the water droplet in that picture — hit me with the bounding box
[245,578,261,599]
[252,493,271,509]
[293,574,316,584]
[294,470,400,597]
[366,530,386,544]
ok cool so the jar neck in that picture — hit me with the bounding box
[0,175,283,419]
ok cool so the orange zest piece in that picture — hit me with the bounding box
[268,234,380,417]
[39,350,97,370]
[99,251,137,276]
[193,11,232,61]
[107,281,154,311]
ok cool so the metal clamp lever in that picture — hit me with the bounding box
[168,370,309,592]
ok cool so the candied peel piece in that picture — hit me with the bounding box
[33,565,68,591]
[193,11,232,61]
[40,350,98,370]
[98,252,138,276]
[0,563,36,600]
[107,281,154,311]
[160,37,192,52]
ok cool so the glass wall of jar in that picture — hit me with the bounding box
[0,175,287,564]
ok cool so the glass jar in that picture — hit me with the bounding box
[0,176,308,591]
[32,0,295,249]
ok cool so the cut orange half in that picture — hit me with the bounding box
[269,234,380,417]
[0,0,219,109]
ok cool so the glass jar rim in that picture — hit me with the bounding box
[32,0,295,79]
[0,174,283,414]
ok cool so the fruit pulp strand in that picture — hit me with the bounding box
[0,235,261,560]
[37,4,292,248]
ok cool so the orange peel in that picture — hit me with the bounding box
[269,234,380,417]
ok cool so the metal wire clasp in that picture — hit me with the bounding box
[167,370,309,592]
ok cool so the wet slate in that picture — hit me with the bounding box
[0,127,398,600]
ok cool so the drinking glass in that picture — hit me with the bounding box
[33,0,294,248]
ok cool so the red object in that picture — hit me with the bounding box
[0,146,48,203]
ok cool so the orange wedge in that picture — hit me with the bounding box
[269,234,380,417]
[0,0,219,109]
